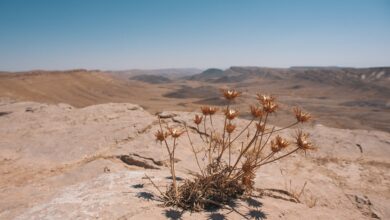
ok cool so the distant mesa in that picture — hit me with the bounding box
[130,74,171,84]
[187,66,390,95]
[109,68,202,79]
[188,68,225,81]
[189,67,285,82]
[199,68,224,76]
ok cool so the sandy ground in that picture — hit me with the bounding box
[0,100,389,219]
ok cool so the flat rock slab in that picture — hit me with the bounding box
[0,102,389,219]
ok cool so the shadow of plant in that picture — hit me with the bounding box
[164,209,183,220]
[136,192,154,201]
[203,199,238,212]
[204,205,220,212]
[208,212,226,220]
[245,198,263,208]
[132,183,144,189]
[247,209,267,220]
[166,176,184,181]
[228,199,239,208]
[242,197,267,219]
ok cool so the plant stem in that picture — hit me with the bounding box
[257,147,300,167]
[208,138,212,165]
[158,117,172,156]
[144,174,167,199]
[228,133,231,166]
[257,113,269,148]
[172,137,178,197]
[196,124,206,142]
[228,130,259,177]
[184,125,204,176]
[203,115,208,143]
[258,126,275,156]
[221,103,230,147]
[209,115,214,129]
[262,122,299,135]
[253,116,263,150]
[258,151,275,164]
[216,115,228,164]
[253,113,268,164]
[228,118,255,146]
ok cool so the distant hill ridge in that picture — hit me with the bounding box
[189,66,390,88]
[0,69,99,76]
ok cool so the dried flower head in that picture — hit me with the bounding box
[168,127,185,138]
[263,100,278,113]
[271,141,281,153]
[255,123,265,132]
[250,105,263,118]
[200,106,209,115]
[224,109,239,120]
[208,107,218,115]
[225,123,236,133]
[256,94,275,105]
[275,135,290,149]
[193,114,203,125]
[201,106,218,115]
[295,130,315,151]
[293,107,311,123]
[155,130,168,142]
[222,89,241,100]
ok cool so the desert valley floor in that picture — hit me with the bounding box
[0,67,389,219]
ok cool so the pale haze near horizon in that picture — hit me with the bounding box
[0,0,389,71]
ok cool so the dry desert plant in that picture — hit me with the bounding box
[152,89,315,211]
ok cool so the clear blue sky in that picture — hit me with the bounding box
[0,0,389,71]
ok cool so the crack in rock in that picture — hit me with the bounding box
[118,155,160,169]
[0,111,12,117]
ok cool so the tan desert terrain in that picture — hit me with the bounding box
[0,67,389,219]
[1,67,389,132]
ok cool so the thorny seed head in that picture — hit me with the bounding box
[270,135,290,152]
[255,123,266,132]
[224,109,239,120]
[263,100,278,113]
[201,106,218,116]
[208,107,218,115]
[271,141,280,153]
[222,89,241,100]
[295,130,315,152]
[193,114,203,125]
[201,106,210,115]
[168,127,185,138]
[256,94,275,105]
[225,123,236,133]
[155,130,168,142]
[293,107,312,123]
[250,105,263,118]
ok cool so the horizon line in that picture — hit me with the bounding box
[2,65,390,73]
